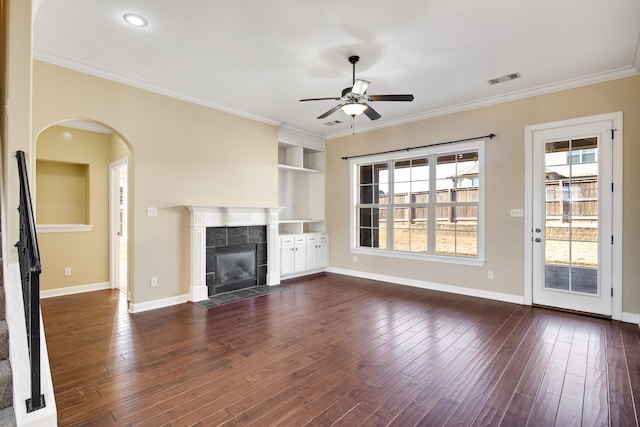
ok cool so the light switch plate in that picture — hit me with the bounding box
[510,208,524,218]
[147,207,158,217]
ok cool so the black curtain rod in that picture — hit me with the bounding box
[340,133,496,160]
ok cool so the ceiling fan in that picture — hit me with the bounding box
[299,55,414,121]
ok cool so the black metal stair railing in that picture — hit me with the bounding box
[15,150,46,412]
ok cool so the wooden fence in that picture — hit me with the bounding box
[377,180,597,223]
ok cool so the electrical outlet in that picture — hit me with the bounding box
[150,277,158,287]
[487,271,494,280]
[64,267,71,276]
[353,255,358,263]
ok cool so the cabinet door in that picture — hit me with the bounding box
[317,235,328,268]
[280,236,295,276]
[294,237,306,273]
[306,235,318,270]
[280,245,294,276]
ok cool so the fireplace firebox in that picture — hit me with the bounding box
[205,226,267,296]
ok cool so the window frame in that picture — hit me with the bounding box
[350,140,485,266]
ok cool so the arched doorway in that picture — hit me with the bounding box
[34,120,132,299]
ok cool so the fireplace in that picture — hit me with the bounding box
[205,226,267,296]
[187,206,281,302]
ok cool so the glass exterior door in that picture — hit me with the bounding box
[532,121,612,316]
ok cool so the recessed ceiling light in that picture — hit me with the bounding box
[123,13,148,28]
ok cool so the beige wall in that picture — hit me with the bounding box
[109,132,130,162]
[32,60,278,304]
[35,125,110,290]
[1,0,32,263]
[326,75,640,315]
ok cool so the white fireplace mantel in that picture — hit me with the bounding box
[186,206,282,302]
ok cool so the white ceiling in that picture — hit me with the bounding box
[33,0,640,139]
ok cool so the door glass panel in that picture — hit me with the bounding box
[544,137,598,294]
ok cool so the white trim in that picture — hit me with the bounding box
[128,294,190,314]
[278,125,325,151]
[327,267,639,325]
[58,120,112,134]
[40,282,110,298]
[350,248,485,267]
[633,31,640,72]
[327,67,638,140]
[5,264,58,426]
[281,268,327,280]
[349,140,485,265]
[621,312,640,325]
[109,158,128,293]
[36,224,93,233]
[524,112,623,320]
[185,206,282,301]
[33,50,283,128]
[326,267,524,305]
[611,113,624,321]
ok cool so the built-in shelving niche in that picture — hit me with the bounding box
[277,127,326,235]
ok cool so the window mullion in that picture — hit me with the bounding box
[427,154,436,255]
[387,161,394,250]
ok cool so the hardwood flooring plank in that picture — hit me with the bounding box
[555,373,585,426]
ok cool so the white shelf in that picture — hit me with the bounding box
[277,127,325,237]
[277,164,322,174]
[278,219,324,224]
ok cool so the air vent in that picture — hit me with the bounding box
[324,120,342,126]
[487,72,521,85]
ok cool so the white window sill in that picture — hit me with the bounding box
[351,247,485,267]
[36,224,94,233]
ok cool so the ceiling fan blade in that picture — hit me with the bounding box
[363,104,381,120]
[300,97,341,102]
[317,104,342,119]
[368,94,414,102]
[351,79,370,95]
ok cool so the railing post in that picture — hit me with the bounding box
[15,151,46,412]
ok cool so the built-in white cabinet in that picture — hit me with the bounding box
[278,126,328,279]
[280,233,328,277]
[278,126,325,235]
[280,234,307,276]
[305,234,328,271]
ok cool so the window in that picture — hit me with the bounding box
[567,148,596,164]
[352,140,484,264]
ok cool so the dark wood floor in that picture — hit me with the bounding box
[41,273,640,426]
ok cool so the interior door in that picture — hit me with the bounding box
[531,120,612,316]
[110,159,128,294]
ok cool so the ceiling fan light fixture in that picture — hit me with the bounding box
[341,102,367,117]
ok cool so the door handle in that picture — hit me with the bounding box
[535,228,541,233]
[534,237,541,243]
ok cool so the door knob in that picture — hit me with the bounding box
[534,237,541,243]
[535,228,541,233]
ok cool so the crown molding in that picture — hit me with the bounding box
[33,50,283,128]
[278,125,325,149]
[327,66,639,140]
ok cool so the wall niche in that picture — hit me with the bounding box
[36,159,89,224]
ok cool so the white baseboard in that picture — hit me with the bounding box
[128,294,190,314]
[621,311,640,326]
[40,282,111,298]
[326,267,640,325]
[326,267,525,305]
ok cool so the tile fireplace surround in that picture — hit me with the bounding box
[186,206,281,302]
